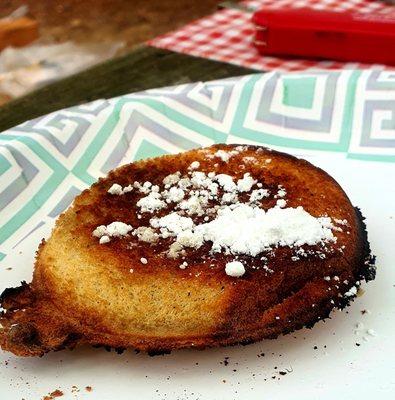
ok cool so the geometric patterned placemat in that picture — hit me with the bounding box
[150,0,395,72]
[1,69,394,259]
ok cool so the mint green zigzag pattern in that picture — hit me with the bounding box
[0,70,394,256]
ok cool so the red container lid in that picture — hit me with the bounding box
[253,7,395,65]
[253,7,395,36]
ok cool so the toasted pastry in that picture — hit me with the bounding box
[0,144,375,356]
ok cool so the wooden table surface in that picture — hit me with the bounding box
[0,45,256,132]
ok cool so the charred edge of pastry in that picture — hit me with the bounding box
[0,282,80,356]
[0,281,32,309]
[335,206,375,311]
[354,206,376,282]
[0,283,40,355]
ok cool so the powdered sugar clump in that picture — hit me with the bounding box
[108,183,133,195]
[133,227,158,243]
[237,173,257,192]
[99,236,111,244]
[194,204,336,256]
[136,191,166,213]
[151,213,194,236]
[225,261,246,277]
[93,221,133,243]
[163,187,185,203]
[108,183,123,195]
[250,189,269,202]
[189,161,200,170]
[216,174,237,192]
[163,172,181,186]
[276,199,287,208]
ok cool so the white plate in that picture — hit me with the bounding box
[1,152,394,400]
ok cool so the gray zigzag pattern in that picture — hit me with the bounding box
[48,186,81,217]
[67,100,111,115]
[0,145,38,209]
[101,109,200,173]
[12,221,45,249]
[366,70,395,91]
[139,82,234,122]
[16,101,110,131]
[255,72,339,132]
[362,100,395,148]
[14,114,91,157]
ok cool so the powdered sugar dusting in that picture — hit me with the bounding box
[94,149,344,277]
[194,204,336,257]
[214,149,239,162]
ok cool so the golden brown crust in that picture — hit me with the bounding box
[0,144,375,356]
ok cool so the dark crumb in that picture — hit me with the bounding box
[195,362,199,365]
[355,343,361,347]
[147,349,171,356]
[115,347,125,354]
[223,357,229,366]
[232,369,237,372]
[313,346,318,350]
[361,309,369,315]
[42,390,63,400]
[257,352,265,357]
[71,386,79,393]
[222,380,226,383]
[85,386,92,392]
[274,366,277,369]
[279,371,287,376]
[6,267,12,270]
[271,376,276,379]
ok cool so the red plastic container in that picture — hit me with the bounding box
[253,8,395,65]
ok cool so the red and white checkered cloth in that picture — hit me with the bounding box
[149,0,394,72]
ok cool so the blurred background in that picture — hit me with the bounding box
[0,0,394,126]
[0,0,224,105]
